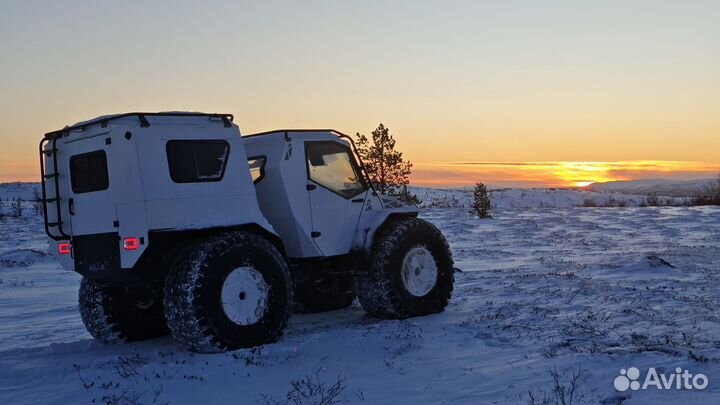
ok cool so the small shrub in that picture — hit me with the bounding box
[471,182,492,218]
[32,188,43,216]
[692,173,720,206]
[645,194,660,207]
[527,364,589,405]
[600,197,628,208]
[262,369,346,405]
[10,198,23,217]
[582,198,597,207]
[394,185,422,206]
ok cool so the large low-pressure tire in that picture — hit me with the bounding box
[78,279,168,344]
[293,273,355,313]
[354,217,454,319]
[163,231,292,353]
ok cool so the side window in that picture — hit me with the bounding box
[166,140,230,183]
[70,150,109,194]
[248,156,266,184]
[306,142,366,198]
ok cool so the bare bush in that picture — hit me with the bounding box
[527,364,589,405]
[10,198,23,217]
[263,369,346,405]
[692,173,720,206]
[114,355,143,379]
[644,194,660,207]
[32,188,43,216]
[601,197,627,207]
[582,198,597,207]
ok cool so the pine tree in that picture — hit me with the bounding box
[355,123,420,205]
[472,182,492,218]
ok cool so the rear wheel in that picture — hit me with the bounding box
[354,217,454,318]
[78,279,168,344]
[163,231,292,353]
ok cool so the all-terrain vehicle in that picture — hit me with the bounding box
[40,112,454,353]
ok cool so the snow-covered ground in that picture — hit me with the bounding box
[411,186,691,209]
[1,184,719,404]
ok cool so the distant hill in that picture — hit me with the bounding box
[587,178,715,197]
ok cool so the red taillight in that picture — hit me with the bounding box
[58,243,71,255]
[123,237,139,251]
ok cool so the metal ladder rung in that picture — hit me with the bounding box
[47,222,63,227]
[43,173,59,179]
[44,197,61,203]
[43,148,58,156]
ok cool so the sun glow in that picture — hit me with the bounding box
[411,161,720,188]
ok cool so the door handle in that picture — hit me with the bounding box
[68,198,75,215]
[306,184,317,191]
[351,198,364,203]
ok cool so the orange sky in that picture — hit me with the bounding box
[1,2,719,186]
[411,161,720,188]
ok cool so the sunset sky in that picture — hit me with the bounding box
[1,1,718,187]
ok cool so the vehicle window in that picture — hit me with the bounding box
[70,150,109,194]
[248,156,266,183]
[306,142,366,198]
[166,140,230,183]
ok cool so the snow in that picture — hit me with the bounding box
[1,183,719,404]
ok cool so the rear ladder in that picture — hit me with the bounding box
[39,135,70,240]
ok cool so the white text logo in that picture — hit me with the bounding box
[614,367,708,391]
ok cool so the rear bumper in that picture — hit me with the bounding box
[71,232,144,286]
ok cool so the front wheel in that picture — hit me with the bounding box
[163,231,292,353]
[354,218,454,318]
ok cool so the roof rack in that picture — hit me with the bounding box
[44,112,235,140]
[243,128,348,139]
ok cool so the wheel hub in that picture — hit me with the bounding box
[401,246,438,297]
[221,267,269,325]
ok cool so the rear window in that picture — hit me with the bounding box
[166,140,230,183]
[70,150,109,194]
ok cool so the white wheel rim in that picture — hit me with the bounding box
[221,267,269,326]
[401,246,438,297]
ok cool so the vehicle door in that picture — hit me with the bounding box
[305,140,368,256]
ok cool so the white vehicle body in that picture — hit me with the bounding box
[40,113,416,284]
[40,112,454,353]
